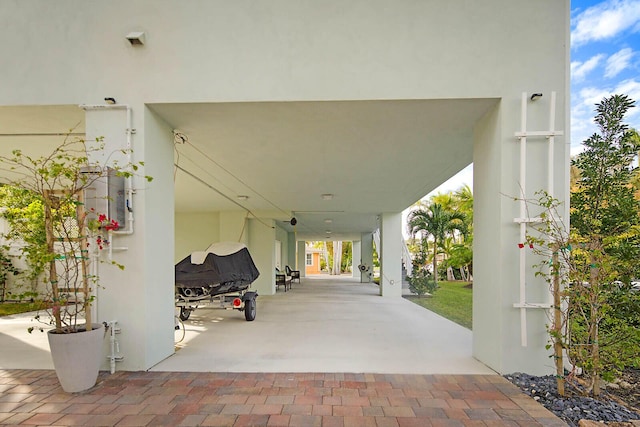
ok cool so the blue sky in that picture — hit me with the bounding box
[429,0,640,196]
[571,0,640,155]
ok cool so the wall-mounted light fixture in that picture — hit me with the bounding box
[173,130,188,144]
[104,97,116,105]
[126,31,146,46]
[530,93,543,101]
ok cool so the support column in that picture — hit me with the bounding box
[379,213,402,297]
[352,241,361,278]
[473,94,567,375]
[360,233,373,283]
[297,241,306,278]
[248,218,276,295]
[85,104,175,371]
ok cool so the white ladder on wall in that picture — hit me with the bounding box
[513,91,564,347]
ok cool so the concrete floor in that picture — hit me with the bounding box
[152,276,494,375]
[0,309,53,370]
[0,275,494,375]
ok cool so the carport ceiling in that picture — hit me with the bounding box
[152,98,495,241]
[0,99,497,242]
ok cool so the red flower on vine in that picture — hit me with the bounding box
[87,209,120,250]
[97,214,119,230]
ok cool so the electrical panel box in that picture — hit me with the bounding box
[81,167,126,230]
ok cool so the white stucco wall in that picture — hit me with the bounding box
[360,233,374,283]
[473,92,569,375]
[1,1,566,104]
[352,241,361,279]
[219,212,249,244]
[82,104,175,371]
[275,225,289,270]
[0,0,569,374]
[248,219,276,296]
[175,212,221,262]
[380,213,403,297]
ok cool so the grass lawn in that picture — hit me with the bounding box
[0,301,45,317]
[405,280,473,330]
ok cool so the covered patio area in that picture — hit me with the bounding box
[152,276,492,375]
[0,276,492,375]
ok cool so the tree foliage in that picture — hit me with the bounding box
[323,240,353,274]
[0,186,46,284]
[0,136,151,334]
[524,94,640,396]
[568,94,640,393]
[571,94,639,239]
[407,187,471,283]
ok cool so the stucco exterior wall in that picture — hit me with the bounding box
[175,212,221,262]
[275,225,289,270]
[0,0,569,374]
[1,1,566,105]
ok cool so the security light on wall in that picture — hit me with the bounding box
[530,93,543,101]
[126,31,146,46]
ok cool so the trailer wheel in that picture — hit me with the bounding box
[244,297,256,321]
[179,307,191,321]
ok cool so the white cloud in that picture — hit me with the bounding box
[614,78,640,100]
[605,47,635,77]
[571,54,605,82]
[570,79,640,155]
[572,0,640,46]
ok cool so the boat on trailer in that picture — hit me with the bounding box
[175,242,260,321]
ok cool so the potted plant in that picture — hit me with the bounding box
[0,135,150,392]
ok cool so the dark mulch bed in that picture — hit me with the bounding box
[506,370,640,426]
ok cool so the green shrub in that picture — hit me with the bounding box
[408,269,437,296]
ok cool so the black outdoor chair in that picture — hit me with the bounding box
[285,265,300,283]
[275,268,291,291]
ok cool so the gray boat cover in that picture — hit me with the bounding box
[175,246,260,294]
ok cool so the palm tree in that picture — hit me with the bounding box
[451,185,474,278]
[407,203,465,283]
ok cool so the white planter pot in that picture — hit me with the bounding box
[47,324,105,393]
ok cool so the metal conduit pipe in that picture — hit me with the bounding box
[79,104,137,262]
[79,103,135,236]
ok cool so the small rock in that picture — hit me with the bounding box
[619,381,632,389]
[504,372,640,426]
[578,420,603,427]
